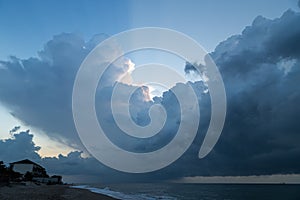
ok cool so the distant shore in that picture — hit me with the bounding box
[0,184,118,200]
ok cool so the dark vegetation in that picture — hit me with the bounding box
[0,160,62,186]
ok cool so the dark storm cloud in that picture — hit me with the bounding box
[0,33,127,149]
[1,8,300,182]
[126,9,300,179]
[196,9,300,176]
[163,8,300,179]
[0,33,86,149]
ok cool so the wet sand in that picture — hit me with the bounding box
[0,184,118,200]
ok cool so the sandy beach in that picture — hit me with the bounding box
[0,184,118,200]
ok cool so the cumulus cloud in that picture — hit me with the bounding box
[206,9,300,176]
[148,10,300,179]
[184,61,209,83]
[184,62,198,74]
[0,33,134,150]
[1,8,300,182]
[0,129,41,163]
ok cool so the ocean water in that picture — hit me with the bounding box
[71,183,300,200]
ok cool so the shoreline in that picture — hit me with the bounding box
[0,184,119,200]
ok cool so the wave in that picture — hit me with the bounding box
[70,185,177,200]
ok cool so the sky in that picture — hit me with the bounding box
[0,0,298,60]
[1,0,300,183]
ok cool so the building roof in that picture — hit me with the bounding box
[10,159,44,169]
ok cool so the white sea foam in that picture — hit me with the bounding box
[70,185,177,200]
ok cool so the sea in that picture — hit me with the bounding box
[71,183,300,200]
